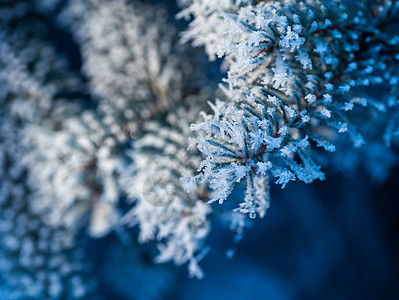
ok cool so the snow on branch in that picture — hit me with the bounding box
[183,0,399,217]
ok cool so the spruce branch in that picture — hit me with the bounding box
[182,0,399,218]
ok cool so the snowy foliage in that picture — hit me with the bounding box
[182,0,399,217]
[178,0,253,60]
[120,101,212,279]
[1,19,122,238]
[0,0,398,292]
[60,0,204,133]
[0,30,94,299]
[23,111,125,237]
[57,0,216,275]
[0,178,93,299]
[0,23,80,124]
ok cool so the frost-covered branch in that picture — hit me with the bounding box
[182,0,399,218]
[120,101,211,279]
[60,0,205,132]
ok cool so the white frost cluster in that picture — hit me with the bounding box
[0,35,93,299]
[190,100,324,218]
[61,0,188,130]
[0,181,92,299]
[121,103,211,279]
[58,0,217,277]
[23,111,124,238]
[178,0,253,60]
[0,28,80,125]
[1,22,123,238]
